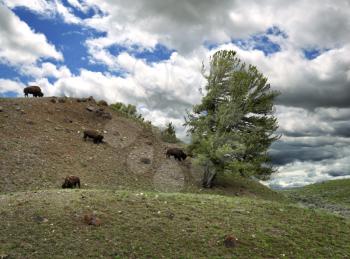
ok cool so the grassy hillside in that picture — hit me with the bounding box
[1,97,350,258]
[1,189,350,258]
[0,97,195,193]
[283,179,350,217]
[0,97,283,201]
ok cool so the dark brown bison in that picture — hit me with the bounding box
[24,86,44,97]
[166,148,187,161]
[62,176,80,188]
[83,129,104,144]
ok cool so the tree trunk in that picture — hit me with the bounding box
[202,163,217,188]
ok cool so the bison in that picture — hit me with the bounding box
[62,176,80,188]
[24,86,44,97]
[83,129,104,144]
[166,148,187,161]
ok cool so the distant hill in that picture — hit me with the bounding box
[282,179,350,217]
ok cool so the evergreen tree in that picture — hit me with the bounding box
[185,50,280,188]
[161,122,178,143]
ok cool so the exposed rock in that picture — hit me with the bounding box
[101,112,112,120]
[83,213,101,226]
[140,157,151,164]
[0,106,3,112]
[58,97,66,103]
[78,97,95,103]
[98,100,108,106]
[223,235,238,248]
[50,98,58,103]
[77,98,87,103]
[33,215,49,223]
[95,107,104,114]
[87,96,95,102]
[95,108,112,119]
[165,211,175,220]
[64,118,73,123]
[86,106,96,112]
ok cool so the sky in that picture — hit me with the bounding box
[0,0,349,189]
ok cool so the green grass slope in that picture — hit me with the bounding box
[1,97,349,258]
[282,179,350,217]
[0,97,284,202]
[1,190,350,258]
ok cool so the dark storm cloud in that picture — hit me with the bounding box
[333,121,350,138]
[276,82,350,110]
[269,139,340,165]
[275,51,350,110]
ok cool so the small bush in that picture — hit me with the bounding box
[98,100,108,106]
[110,102,152,128]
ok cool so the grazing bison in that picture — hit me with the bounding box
[83,129,104,144]
[166,148,187,161]
[62,176,80,188]
[24,86,44,97]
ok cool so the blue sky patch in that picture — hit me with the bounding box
[204,26,287,55]
[0,91,19,98]
[134,44,174,63]
[266,26,288,38]
[13,7,107,76]
[61,0,104,20]
[232,34,281,56]
[234,26,287,55]
[107,44,129,56]
[303,48,329,60]
[0,62,35,86]
[0,63,23,81]
[107,43,174,64]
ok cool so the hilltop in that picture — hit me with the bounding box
[0,97,350,258]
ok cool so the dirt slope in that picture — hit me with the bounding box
[0,97,199,193]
